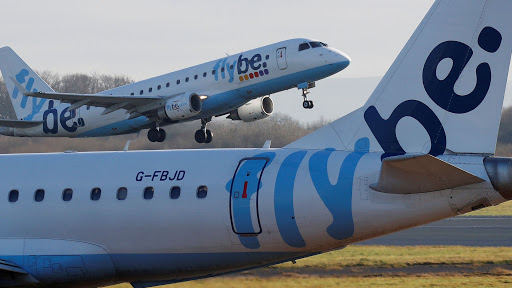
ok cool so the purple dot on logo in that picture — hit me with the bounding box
[264,69,269,75]
[262,62,267,68]
[259,70,264,76]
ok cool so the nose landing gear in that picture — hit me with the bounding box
[195,118,213,144]
[299,82,315,109]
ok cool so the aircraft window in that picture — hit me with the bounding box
[194,75,198,80]
[203,72,207,77]
[197,185,208,199]
[166,82,170,88]
[320,42,328,47]
[144,187,154,200]
[157,85,161,90]
[8,190,19,203]
[117,187,128,200]
[34,189,45,202]
[299,43,310,51]
[139,90,143,95]
[149,87,153,93]
[266,55,269,60]
[177,80,180,85]
[130,93,134,96]
[90,188,101,201]
[170,186,181,199]
[221,67,225,73]
[230,65,233,70]
[62,188,73,201]
[185,77,189,82]
[310,41,323,48]
[212,70,216,75]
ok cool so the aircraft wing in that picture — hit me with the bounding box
[10,77,182,116]
[370,154,485,194]
[0,119,43,128]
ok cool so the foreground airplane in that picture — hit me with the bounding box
[1,0,511,287]
[0,39,350,143]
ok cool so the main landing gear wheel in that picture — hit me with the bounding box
[195,118,213,143]
[303,100,314,109]
[205,129,213,143]
[148,128,166,143]
[195,129,206,143]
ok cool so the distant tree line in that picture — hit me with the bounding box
[1,72,512,155]
[0,72,324,153]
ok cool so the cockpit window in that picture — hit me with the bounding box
[298,43,310,51]
[310,41,324,48]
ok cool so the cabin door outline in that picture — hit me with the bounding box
[229,157,269,235]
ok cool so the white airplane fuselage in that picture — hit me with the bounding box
[0,39,349,138]
[2,0,512,287]
[0,148,502,288]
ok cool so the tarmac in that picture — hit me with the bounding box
[357,216,512,247]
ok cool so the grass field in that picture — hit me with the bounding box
[466,201,512,216]
[105,246,512,288]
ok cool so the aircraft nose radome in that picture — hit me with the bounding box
[329,49,351,71]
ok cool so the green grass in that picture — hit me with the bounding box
[104,246,512,288]
[466,201,512,216]
[108,276,512,288]
[274,246,512,269]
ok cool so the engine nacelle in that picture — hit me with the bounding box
[228,96,274,122]
[484,156,512,200]
[158,93,202,121]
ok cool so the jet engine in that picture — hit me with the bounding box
[158,93,203,121]
[484,157,512,200]
[227,96,274,122]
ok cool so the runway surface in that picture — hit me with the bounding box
[357,216,512,247]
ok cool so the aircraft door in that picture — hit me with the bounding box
[276,47,287,70]
[229,157,269,235]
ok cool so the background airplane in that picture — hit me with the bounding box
[0,0,511,288]
[0,39,350,143]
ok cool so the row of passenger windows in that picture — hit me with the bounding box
[130,55,271,96]
[7,186,208,203]
[298,41,328,52]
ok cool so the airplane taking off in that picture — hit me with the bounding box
[0,39,350,143]
[1,0,512,287]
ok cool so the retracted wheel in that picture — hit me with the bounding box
[205,129,213,143]
[157,129,166,142]
[195,129,206,143]
[148,128,159,142]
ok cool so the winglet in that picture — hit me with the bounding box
[370,154,485,194]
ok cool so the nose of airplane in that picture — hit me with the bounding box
[328,48,351,71]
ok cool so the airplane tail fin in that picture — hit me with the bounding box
[287,0,512,157]
[0,47,54,121]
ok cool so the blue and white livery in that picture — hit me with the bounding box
[1,0,512,287]
[0,39,350,143]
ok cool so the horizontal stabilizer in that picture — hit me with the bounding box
[0,119,43,128]
[370,154,484,194]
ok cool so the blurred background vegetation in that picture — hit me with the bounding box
[0,72,512,155]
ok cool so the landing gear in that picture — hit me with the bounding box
[303,100,314,109]
[299,81,316,109]
[148,127,166,142]
[195,118,213,144]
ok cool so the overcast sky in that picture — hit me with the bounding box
[1,0,436,81]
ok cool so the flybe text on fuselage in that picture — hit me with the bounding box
[212,53,270,83]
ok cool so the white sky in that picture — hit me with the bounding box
[0,0,435,81]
